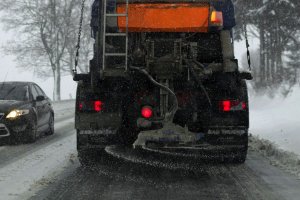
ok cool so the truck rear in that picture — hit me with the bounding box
[74,0,252,164]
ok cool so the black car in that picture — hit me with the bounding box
[0,82,54,143]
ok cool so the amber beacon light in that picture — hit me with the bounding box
[210,11,223,26]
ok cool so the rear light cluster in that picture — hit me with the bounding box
[141,106,153,118]
[78,100,103,112]
[220,100,247,112]
[210,11,223,27]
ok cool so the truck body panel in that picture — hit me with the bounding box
[117,3,210,32]
[75,0,251,164]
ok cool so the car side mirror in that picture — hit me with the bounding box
[36,95,45,101]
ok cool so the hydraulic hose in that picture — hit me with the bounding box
[130,66,178,122]
[185,59,212,107]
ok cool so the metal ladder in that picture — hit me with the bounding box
[102,0,129,73]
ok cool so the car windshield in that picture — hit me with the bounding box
[0,84,29,101]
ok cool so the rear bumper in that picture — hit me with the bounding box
[75,111,122,149]
[75,112,122,130]
[77,129,118,150]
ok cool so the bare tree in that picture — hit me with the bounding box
[0,0,93,100]
[62,0,93,75]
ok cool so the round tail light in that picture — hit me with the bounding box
[141,106,153,118]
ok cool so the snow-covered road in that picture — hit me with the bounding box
[0,100,299,200]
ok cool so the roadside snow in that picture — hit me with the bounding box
[249,135,300,178]
[52,99,75,111]
[249,87,300,157]
[0,131,76,200]
[52,100,75,120]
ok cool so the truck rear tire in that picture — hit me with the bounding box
[211,131,248,164]
[117,105,140,146]
[77,130,105,166]
[78,150,91,166]
[232,149,247,163]
[231,133,248,163]
[77,149,104,166]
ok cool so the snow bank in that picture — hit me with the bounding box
[249,87,300,157]
[52,100,75,113]
[249,135,300,178]
[249,86,300,177]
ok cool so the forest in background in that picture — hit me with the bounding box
[234,0,300,96]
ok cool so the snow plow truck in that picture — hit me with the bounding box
[73,0,252,164]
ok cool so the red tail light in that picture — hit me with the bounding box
[94,100,103,112]
[79,102,83,111]
[141,106,153,118]
[220,100,247,112]
[78,100,103,112]
[222,100,231,111]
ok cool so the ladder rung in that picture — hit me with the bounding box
[106,13,127,17]
[105,53,127,56]
[103,0,128,72]
[105,33,127,36]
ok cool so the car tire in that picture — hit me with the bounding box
[26,120,37,143]
[45,114,54,135]
[77,130,106,166]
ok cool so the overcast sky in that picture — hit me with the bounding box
[0,22,259,100]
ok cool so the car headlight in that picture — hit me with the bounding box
[6,109,30,119]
